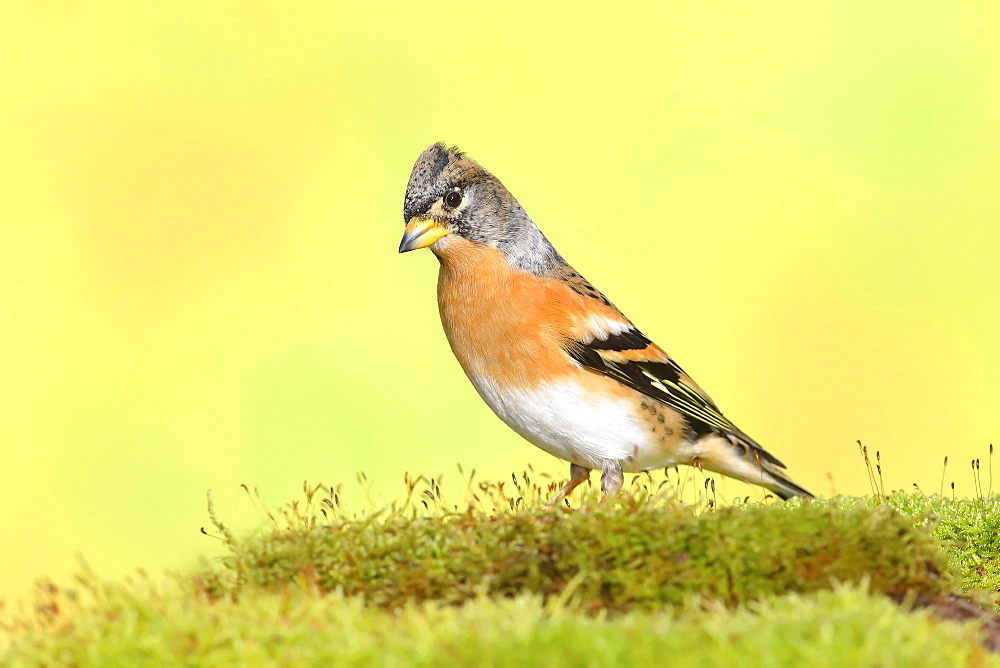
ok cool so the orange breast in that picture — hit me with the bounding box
[435,238,576,390]
[431,235,695,470]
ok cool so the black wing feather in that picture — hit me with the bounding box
[566,330,786,468]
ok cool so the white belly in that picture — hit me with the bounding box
[468,373,662,471]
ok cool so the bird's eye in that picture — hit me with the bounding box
[444,190,462,208]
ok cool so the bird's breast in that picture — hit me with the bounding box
[432,239,667,468]
[435,240,575,388]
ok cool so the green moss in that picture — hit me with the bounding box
[4,482,999,664]
[4,583,996,666]
[885,491,1000,605]
[806,491,1000,605]
[218,499,953,613]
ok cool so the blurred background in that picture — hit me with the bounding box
[1,2,998,605]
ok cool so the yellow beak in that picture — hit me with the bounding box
[398,217,450,253]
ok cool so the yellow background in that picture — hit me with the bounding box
[2,3,998,604]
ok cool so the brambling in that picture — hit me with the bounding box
[399,143,812,507]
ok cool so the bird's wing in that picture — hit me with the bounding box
[563,315,787,469]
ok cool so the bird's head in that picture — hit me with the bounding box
[398,143,559,274]
[398,142,498,254]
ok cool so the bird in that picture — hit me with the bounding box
[398,142,812,507]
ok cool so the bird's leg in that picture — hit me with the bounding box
[600,462,624,502]
[543,464,590,509]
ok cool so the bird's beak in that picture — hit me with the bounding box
[399,217,450,253]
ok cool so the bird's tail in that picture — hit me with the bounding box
[757,464,813,500]
[698,433,813,500]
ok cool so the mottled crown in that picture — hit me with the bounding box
[403,142,479,222]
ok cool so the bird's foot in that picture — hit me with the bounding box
[543,463,590,509]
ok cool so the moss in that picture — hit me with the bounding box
[5,480,1000,664]
[218,500,953,613]
[5,582,997,666]
[884,491,1000,606]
